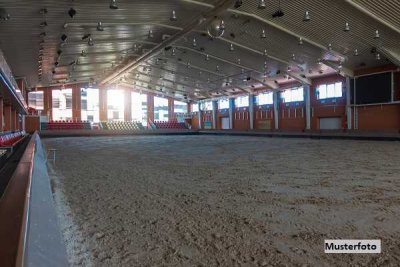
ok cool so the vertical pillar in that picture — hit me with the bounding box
[4,105,11,131]
[99,88,108,121]
[147,94,154,123]
[12,110,18,130]
[0,97,3,131]
[197,103,202,129]
[249,94,254,130]
[124,89,132,121]
[42,88,52,120]
[304,84,311,130]
[212,100,217,129]
[273,91,279,130]
[168,97,174,121]
[228,98,234,130]
[72,85,81,121]
[346,76,352,130]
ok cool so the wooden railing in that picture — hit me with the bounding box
[0,132,36,267]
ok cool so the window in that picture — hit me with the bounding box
[218,99,229,109]
[282,87,304,103]
[154,96,169,121]
[81,88,99,122]
[200,101,213,111]
[107,89,124,121]
[132,92,148,126]
[235,95,249,107]
[255,92,273,105]
[28,91,44,110]
[52,88,72,120]
[174,100,188,113]
[191,103,199,112]
[317,82,342,99]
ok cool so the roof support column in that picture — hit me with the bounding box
[212,100,218,129]
[345,76,352,130]
[99,88,108,122]
[3,105,11,131]
[229,98,234,130]
[273,92,279,130]
[124,89,132,122]
[304,84,311,130]
[198,103,202,129]
[249,94,254,130]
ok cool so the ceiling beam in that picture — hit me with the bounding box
[285,72,311,85]
[380,48,400,67]
[99,0,236,85]
[321,60,354,77]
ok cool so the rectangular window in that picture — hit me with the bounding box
[28,91,44,110]
[282,87,304,103]
[218,99,229,109]
[255,92,273,105]
[317,82,343,99]
[52,88,73,121]
[107,89,124,121]
[154,96,169,121]
[174,100,188,113]
[235,95,249,107]
[132,92,148,126]
[81,88,99,122]
[191,103,199,112]
[200,101,213,111]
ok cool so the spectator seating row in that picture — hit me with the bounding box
[101,121,145,131]
[0,130,26,147]
[42,120,91,130]
[154,121,187,129]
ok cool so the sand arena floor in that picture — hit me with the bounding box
[43,135,400,266]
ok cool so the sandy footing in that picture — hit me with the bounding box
[44,136,400,266]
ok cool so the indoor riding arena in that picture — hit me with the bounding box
[0,1,400,267]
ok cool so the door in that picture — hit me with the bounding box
[319,117,341,130]
[221,117,230,129]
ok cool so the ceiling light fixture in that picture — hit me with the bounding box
[148,30,154,38]
[110,0,118,9]
[258,0,266,9]
[354,49,359,56]
[171,47,176,56]
[303,11,310,22]
[88,37,94,46]
[376,53,381,60]
[234,0,243,9]
[170,10,177,21]
[328,43,332,50]
[205,54,210,61]
[374,30,380,39]
[237,58,241,65]
[344,22,350,32]
[298,37,303,45]
[97,22,104,31]
[260,29,267,38]
[81,50,87,57]
[263,49,268,56]
[229,43,234,51]
[61,34,67,42]
[192,37,197,47]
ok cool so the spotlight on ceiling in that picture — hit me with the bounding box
[207,18,225,38]
[170,10,177,21]
[110,0,118,9]
[303,11,310,22]
[81,50,87,57]
[229,43,234,51]
[354,49,359,56]
[171,47,176,56]
[148,30,154,38]
[192,37,197,47]
[263,49,268,56]
[61,34,67,42]
[375,53,381,60]
[97,22,104,31]
[68,8,76,18]
[234,0,243,9]
[40,32,46,37]
[374,30,380,39]
[258,0,266,9]
[260,29,267,38]
[0,8,10,21]
[344,22,350,32]
[205,54,210,61]
[237,58,241,65]
[298,37,303,45]
[328,43,332,50]
[88,37,94,46]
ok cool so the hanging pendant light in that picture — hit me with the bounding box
[263,49,268,56]
[205,54,210,61]
[170,10,177,21]
[260,29,267,38]
[303,11,310,22]
[353,49,359,56]
[298,37,303,45]
[171,47,176,56]
[148,30,154,38]
[374,30,380,39]
[229,43,234,51]
[344,22,350,32]
[88,37,94,46]
[192,37,197,47]
[258,0,266,9]
[97,22,104,31]
[376,53,381,60]
[110,0,118,9]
